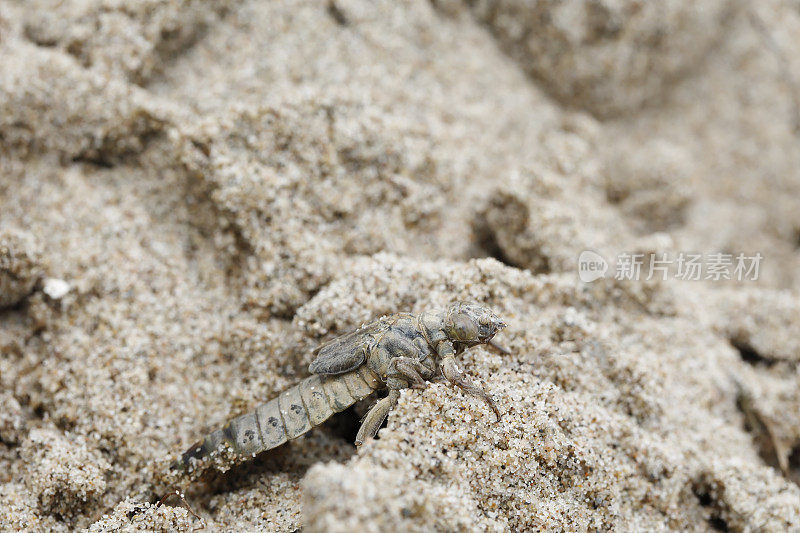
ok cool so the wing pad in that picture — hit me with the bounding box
[308,323,378,375]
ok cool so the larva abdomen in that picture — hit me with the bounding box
[174,367,382,471]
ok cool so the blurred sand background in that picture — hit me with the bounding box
[1,0,800,531]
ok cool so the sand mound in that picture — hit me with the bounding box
[1,0,799,530]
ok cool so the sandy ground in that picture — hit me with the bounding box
[1,0,800,531]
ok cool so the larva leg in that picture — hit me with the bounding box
[388,357,428,389]
[488,339,512,355]
[441,356,501,420]
[355,389,400,446]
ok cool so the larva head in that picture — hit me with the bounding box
[443,302,506,347]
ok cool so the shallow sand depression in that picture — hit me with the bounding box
[1,0,800,531]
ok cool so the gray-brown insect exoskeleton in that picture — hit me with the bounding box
[172,302,507,473]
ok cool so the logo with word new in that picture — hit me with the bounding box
[578,250,608,282]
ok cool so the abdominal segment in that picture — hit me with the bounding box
[175,366,382,471]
